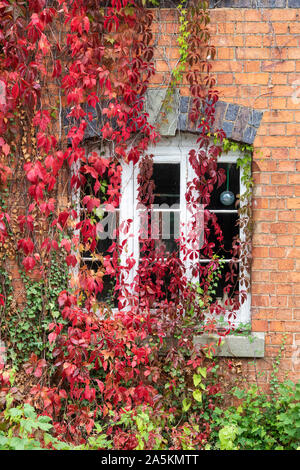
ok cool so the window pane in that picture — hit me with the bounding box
[138,259,182,305]
[80,158,121,308]
[96,210,119,254]
[156,209,179,254]
[153,163,180,205]
[200,212,239,259]
[199,261,240,303]
[207,163,240,211]
[139,208,180,255]
[83,261,118,308]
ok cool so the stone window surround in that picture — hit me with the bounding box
[145,88,264,145]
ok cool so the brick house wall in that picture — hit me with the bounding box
[147,2,300,385]
[3,1,300,388]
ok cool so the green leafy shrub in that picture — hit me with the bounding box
[210,380,300,450]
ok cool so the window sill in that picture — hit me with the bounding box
[194,332,265,358]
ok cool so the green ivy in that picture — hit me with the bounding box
[216,137,254,198]
[209,338,300,450]
[157,0,190,126]
[0,252,68,367]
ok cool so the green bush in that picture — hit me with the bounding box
[209,380,300,450]
[0,400,113,450]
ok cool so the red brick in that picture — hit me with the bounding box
[264,113,291,124]
[270,223,287,234]
[269,97,288,110]
[218,23,235,35]
[289,22,300,34]
[271,23,290,34]
[237,48,270,60]
[252,259,277,270]
[238,22,271,34]
[212,61,243,72]
[262,136,296,147]
[252,247,269,258]
[278,210,295,222]
[276,284,293,295]
[289,174,300,185]
[277,186,294,197]
[285,321,300,331]
[252,283,276,294]
[253,210,276,221]
[261,186,276,197]
[277,235,294,246]
[252,295,270,307]
[265,123,286,136]
[217,74,234,85]
[217,48,235,60]
[287,249,300,259]
[268,10,298,21]
[289,297,300,308]
[294,310,300,320]
[288,48,300,60]
[244,60,261,72]
[262,60,295,72]
[270,199,286,210]
[253,234,276,246]
[252,271,270,282]
[270,197,286,209]
[252,320,269,331]
[270,296,288,307]
[270,73,288,85]
[271,174,288,185]
[277,162,295,172]
[269,247,286,258]
[253,198,269,209]
[287,198,300,209]
[235,73,269,85]
[244,10,262,22]
[269,321,286,332]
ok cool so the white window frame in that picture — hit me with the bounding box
[77,133,251,328]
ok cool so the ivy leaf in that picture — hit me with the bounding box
[197,367,207,379]
[182,398,192,412]
[193,374,202,387]
[193,390,202,403]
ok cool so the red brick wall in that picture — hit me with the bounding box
[150,7,300,383]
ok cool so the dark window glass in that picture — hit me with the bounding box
[207,163,240,211]
[199,261,240,302]
[139,162,181,255]
[80,161,120,307]
[201,212,239,259]
[200,161,241,302]
[153,163,180,205]
[83,261,118,308]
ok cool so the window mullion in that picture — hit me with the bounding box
[119,161,136,290]
[237,162,251,326]
[184,152,200,283]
